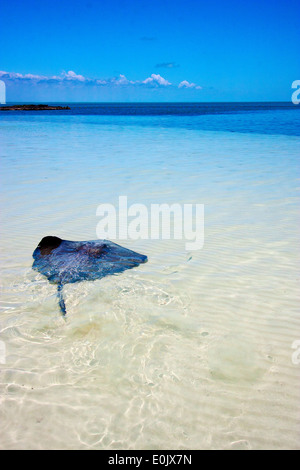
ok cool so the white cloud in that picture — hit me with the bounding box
[111,74,136,85]
[0,70,87,83]
[178,80,202,89]
[62,70,86,82]
[142,73,171,86]
[0,71,46,81]
[0,70,201,90]
[96,79,108,85]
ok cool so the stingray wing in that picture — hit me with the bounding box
[32,239,147,285]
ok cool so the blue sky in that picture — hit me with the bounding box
[0,0,299,102]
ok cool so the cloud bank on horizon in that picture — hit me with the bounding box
[0,70,202,90]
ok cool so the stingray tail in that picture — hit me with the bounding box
[57,283,67,316]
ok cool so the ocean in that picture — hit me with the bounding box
[0,102,299,449]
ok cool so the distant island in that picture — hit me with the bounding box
[0,104,71,111]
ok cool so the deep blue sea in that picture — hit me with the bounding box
[1,101,300,135]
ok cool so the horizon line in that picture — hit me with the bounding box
[1,100,295,105]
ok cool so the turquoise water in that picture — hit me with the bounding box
[0,104,299,449]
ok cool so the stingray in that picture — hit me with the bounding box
[32,236,147,316]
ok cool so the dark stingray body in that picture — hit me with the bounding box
[32,236,147,315]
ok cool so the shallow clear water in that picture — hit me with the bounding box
[0,105,300,449]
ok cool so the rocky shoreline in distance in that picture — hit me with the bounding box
[0,104,71,111]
